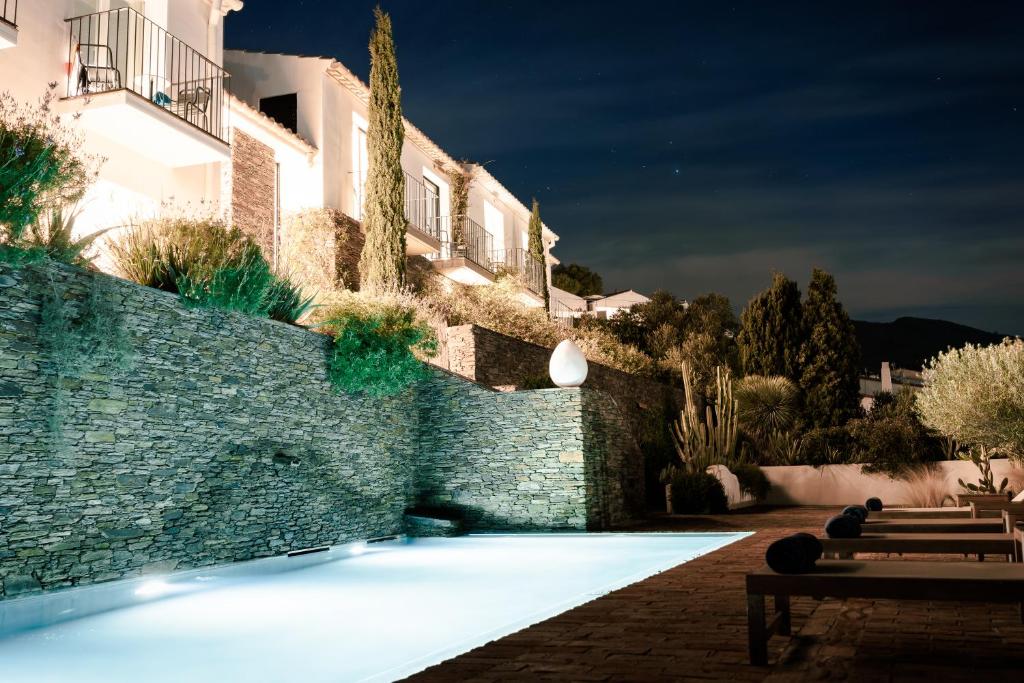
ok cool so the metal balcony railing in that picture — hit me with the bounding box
[491,248,546,295]
[404,172,443,241]
[1,1,16,27]
[66,8,229,144]
[550,299,587,327]
[431,215,494,272]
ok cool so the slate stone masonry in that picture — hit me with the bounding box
[0,263,415,598]
[0,263,645,599]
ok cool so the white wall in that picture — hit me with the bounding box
[762,461,1024,507]
[0,0,229,246]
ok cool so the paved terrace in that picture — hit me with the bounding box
[409,506,1024,682]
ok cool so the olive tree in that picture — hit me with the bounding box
[918,339,1024,459]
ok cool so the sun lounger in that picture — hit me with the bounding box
[871,507,971,519]
[970,500,1024,519]
[863,518,1005,533]
[746,559,1024,665]
[821,532,1017,561]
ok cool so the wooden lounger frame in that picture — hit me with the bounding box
[862,518,1004,533]
[821,532,1017,561]
[746,559,1024,665]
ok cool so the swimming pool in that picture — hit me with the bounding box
[0,532,750,683]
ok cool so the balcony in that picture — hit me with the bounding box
[0,1,16,49]
[491,248,546,304]
[427,216,496,285]
[58,8,229,167]
[404,173,442,255]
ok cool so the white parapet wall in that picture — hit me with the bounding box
[761,460,1024,507]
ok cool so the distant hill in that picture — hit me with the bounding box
[854,317,1009,373]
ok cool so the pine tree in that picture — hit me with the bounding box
[737,273,803,381]
[527,197,549,310]
[358,6,406,294]
[799,268,862,427]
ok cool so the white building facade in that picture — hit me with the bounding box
[224,49,558,306]
[1,3,558,305]
[0,0,242,239]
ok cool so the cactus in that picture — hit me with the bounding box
[670,361,738,474]
[957,446,1009,494]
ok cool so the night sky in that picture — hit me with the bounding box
[226,1,1024,335]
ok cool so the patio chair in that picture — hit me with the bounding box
[76,43,121,95]
[167,85,211,130]
[746,559,1024,665]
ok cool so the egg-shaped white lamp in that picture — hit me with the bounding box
[549,339,588,388]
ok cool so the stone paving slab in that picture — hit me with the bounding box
[406,506,1024,682]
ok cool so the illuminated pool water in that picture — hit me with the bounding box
[0,532,750,683]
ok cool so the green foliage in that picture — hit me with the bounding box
[918,339,1024,460]
[799,426,856,467]
[265,276,316,324]
[358,6,406,294]
[735,375,799,435]
[319,293,437,397]
[732,462,771,500]
[799,269,862,428]
[599,290,739,399]
[847,417,927,477]
[738,273,803,380]
[662,466,729,514]
[426,276,655,376]
[957,447,1009,494]
[110,218,311,324]
[1,86,97,242]
[445,163,472,247]
[527,198,548,310]
[671,362,738,472]
[26,204,109,268]
[551,262,603,297]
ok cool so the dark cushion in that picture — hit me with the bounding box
[765,533,822,574]
[790,531,823,562]
[842,505,868,522]
[865,497,883,512]
[825,513,862,538]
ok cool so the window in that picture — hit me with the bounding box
[483,201,504,257]
[259,93,298,135]
[423,177,441,234]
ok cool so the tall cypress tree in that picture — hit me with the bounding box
[799,268,862,427]
[358,6,406,294]
[527,198,549,310]
[737,273,803,381]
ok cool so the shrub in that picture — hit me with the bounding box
[799,426,856,467]
[735,375,799,434]
[319,292,437,397]
[25,204,109,268]
[110,218,311,324]
[918,339,1024,460]
[424,275,655,376]
[732,462,771,500]
[664,468,728,514]
[847,416,926,477]
[900,466,955,508]
[1,86,98,244]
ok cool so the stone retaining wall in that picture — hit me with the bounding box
[0,263,645,599]
[0,263,416,598]
[416,371,645,530]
